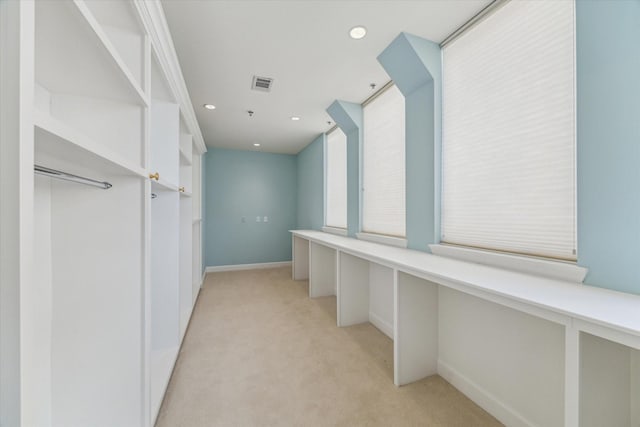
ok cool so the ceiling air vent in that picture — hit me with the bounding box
[251,75,274,92]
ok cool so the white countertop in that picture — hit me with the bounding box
[292,230,640,338]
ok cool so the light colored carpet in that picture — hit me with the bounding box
[156,267,502,427]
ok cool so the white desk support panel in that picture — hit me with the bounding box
[290,230,640,427]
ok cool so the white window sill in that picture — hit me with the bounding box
[322,226,348,236]
[429,243,587,283]
[356,232,407,248]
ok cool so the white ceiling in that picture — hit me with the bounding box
[161,0,491,155]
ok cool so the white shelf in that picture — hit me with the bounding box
[151,178,179,193]
[35,1,147,106]
[80,0,147,89]
[292,230,640,427]
[179,190,192,198]
[34,111,146,179]
[73,0,148,105]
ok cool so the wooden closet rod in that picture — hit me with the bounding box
[34,165,112,190]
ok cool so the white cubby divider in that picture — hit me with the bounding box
[150,188,180,420]
[179,194,194,336]
[191,154,203,304]
[1,1,206,426]
[150,102,179,187]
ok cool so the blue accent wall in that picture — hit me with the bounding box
[204,148,297,267]
[576,0,640,294]
[296,134,324,230]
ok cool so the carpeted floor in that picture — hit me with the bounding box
[156,267,502,427]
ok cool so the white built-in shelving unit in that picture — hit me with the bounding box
[292,230,640,427]
[0,1,206,426]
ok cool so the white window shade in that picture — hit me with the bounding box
[362,84,406,237]
[325,128,347,229]
[442,0,576,260]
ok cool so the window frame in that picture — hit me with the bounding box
[440,0,578,262]
[323,127,348,234]
[359,83,407,241]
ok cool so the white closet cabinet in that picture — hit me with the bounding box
[0,1,206,426]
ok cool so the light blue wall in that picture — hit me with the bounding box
[201,154,207,275]
[378,33,441,251]
[327,100,363,237]
[204,148,297,267]
[576,0,640,294]
[296,134,324,230]
[202,5,640,294]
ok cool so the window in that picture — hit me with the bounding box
[362,84,405,237]
[441,0,576,260]
[325,127,347,229]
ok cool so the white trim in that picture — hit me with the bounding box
[205,261,291,273]
[631,350,640,427]
[429,244,587,283]
[134,1,206,154]
[437,360,534,427]
[322,226,347,236]
[356,232,407,248]
[322,132,327,227]
[369,312,393,340]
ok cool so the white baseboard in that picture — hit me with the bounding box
[437,360,533,427]
[369,311,394,340]
[205,261,292,273]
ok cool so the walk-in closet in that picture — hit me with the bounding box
[1,1,205,425]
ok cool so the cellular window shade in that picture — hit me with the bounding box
[442,0,576,260]
[325,128,347,229]
[363,84,406,237]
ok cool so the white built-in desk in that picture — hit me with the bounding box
[291,230,640,427]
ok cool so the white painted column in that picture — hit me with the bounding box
[368,263,394,339]
[631,348,640,427]
[394,271,438,386]
[309,242,336,298]
[564,324,580,427]
[337,252,369,327]
[1,1,36,425]
[335,250,341,326]
[291,235,309,280]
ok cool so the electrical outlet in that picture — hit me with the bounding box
[263,216,268,222]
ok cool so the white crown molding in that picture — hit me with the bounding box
[134,0,207,154]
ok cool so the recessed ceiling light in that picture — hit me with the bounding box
[253,143,261,147]
[203,104,216,110]
[349,26,367,40]
[291,116,300,121]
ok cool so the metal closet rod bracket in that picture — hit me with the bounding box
[34,165,112,190]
